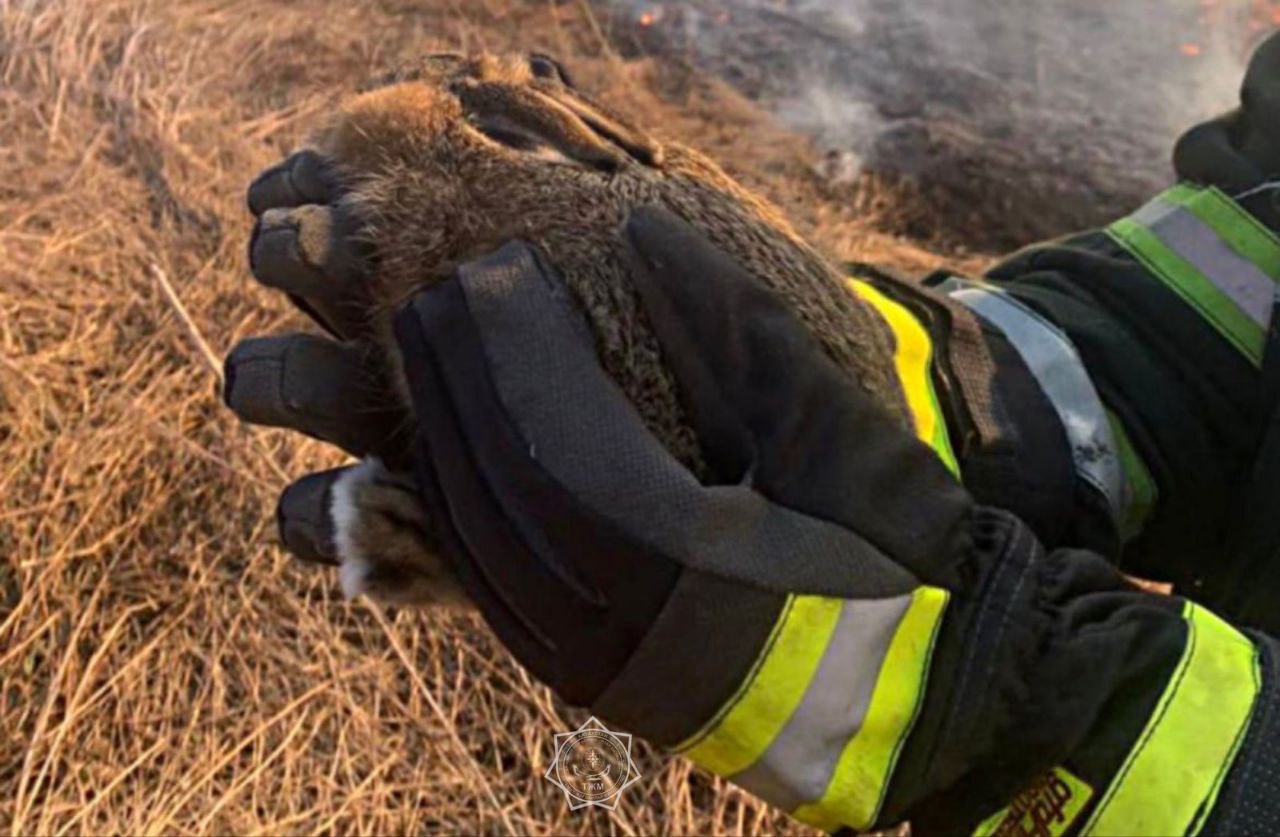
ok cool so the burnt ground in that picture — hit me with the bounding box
[603,0,1265,249]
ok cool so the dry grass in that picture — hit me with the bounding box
[0,1,977,833]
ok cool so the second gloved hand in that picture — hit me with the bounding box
[389,208,1255,834]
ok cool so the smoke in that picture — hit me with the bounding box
[605,0,1271,245]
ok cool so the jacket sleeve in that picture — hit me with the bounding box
[832,230,1279,833]
[976,32,1280,627]
[980,188,1279,631]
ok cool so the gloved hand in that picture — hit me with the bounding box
[388,209,1262,833]
[225,187,1269,833]
[245,150,372,339]
[225,153,413,565]
[1174,30,1280,228]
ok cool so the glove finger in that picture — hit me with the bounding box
[250,203,366,297]
[1172,112,1265,195]
[621,205,859,481]
[223,333,410,460]
[276,467,344,565]
[247,150,338,216]
[249,203,371,338]
[1243,31,1280,140]
[1173,31,1280,194]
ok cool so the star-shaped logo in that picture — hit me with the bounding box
[545,716,641,811]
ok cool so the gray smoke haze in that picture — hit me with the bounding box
[604,0,1269,247]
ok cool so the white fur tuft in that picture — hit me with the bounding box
[330,457,385,600]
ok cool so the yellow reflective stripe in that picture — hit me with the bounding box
[848,279,961,476]
[1082,601,1261,836]
[1108,216,1266,364]
[1105,408,1157,542]
[678,596,843,776]
[680,281,956,830]
[1109,184,1280,366]
[791,586,950,832]
[1162,184,1280,280]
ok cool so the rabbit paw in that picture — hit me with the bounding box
[330,458,470,609]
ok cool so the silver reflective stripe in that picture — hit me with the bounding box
[941,279,1128,528]
[728,594,913,812]
[1132,198,1275,328]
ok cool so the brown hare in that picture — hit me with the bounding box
[252,53,911,606]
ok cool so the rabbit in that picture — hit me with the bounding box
[256,53,909,607]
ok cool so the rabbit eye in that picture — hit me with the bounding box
[529,54,574,88]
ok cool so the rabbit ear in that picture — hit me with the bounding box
[549,87,664,167]
[456,81,626,171]
[523,53,662,166]
[454,76,664,172]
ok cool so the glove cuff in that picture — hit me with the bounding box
[898,508,1262,837]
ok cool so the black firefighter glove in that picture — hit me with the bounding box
[224,152,414,566]
[1175,30,1280,229]
[245,150,372,339]
[387,208,1266,834]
